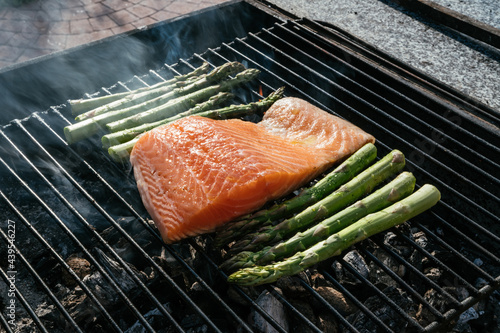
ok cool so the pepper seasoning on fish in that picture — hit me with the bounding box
[130,97,375,243]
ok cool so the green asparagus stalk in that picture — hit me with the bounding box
[101,91,235,148]
[105,68,260,133]
[227,184,441,286]
[83,61,241,123]
[106,87,285,161]
[221,171,416,272]
[69,62,211,116]
[214,143,378,248]
[228,149,406,254]
[74,75,202,122]
[63,62,248,144]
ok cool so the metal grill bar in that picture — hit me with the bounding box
[303,17,500,128]
[263,23,500,181]
[289,19,500,165]
[371,233,469,304]
[0,62,260,331]
[9,117,185,331]
[188,235,291,333]
[339,256,425,331]
[266,285,323,333]
[358,245,447,320]
[254,21,497,210]
[296,278,362,332]
[0,152,144,331]
[320,269,395,332]
[415,222,496,282]
[426,212,500,270]
[2,122,172,331]
[0,312,13,333]
[392,229,479,293]
[166,60,323,332]
[0,6,498,332]
[214,27,498,258]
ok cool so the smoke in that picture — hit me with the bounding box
[0,1,269,126]
[0,33,156,125]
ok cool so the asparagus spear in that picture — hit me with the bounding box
[74,75,201,122]
[229,149,406,254]
[102,87,285,148]
[221,171,416,272]
[227,184,441,286]
[63,62,248,144]
[105,68,260,133]
[69,62,211,116]
[214,143,378,248]
[106,87,285,161]
[101,91,235,148]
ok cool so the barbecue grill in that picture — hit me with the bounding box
[1,1,499,332]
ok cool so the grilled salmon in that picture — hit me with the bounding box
[130,97,375,243]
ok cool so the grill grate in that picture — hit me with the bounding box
[1,6,499,333]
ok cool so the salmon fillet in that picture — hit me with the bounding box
[130,97,375,243]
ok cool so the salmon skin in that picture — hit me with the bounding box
[130,97,375,243]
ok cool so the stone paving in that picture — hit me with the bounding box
[0,0,229,69]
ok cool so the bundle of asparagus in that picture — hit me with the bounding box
[227,184,441,286]
[221,171,416,272]
[63,61,278,161]
[68,62,211,116]
[219,147,441,286]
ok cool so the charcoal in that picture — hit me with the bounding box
[424,267,442,281]
[472,291,500,333]
[416,288,450,326]
[285,299,318,333]
[453,306,479,332]
[368,249,403,289]
[61,254,92,287]
[407,248,424,271]
[100,217,156,265]
[317,312,339,333]
[343,250,370,280]
[276,275,309,297]
[412,230,428,248]
[87,248,149,302]
[181,314,206,331]
[475,277,488,289]
[124,303,172,333]
[384,228,412,258]
[250,289,289,333]
[35,302,60,330]
[332,260,361,286]
[348,286,415,332]
[473,258,483,267]
[190,238,221,288]
[314,286,357,316]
